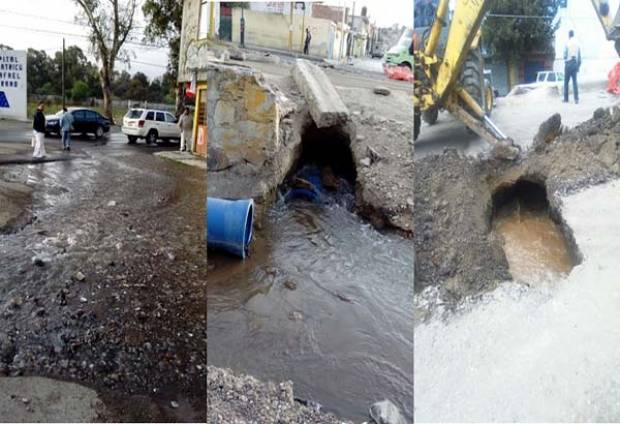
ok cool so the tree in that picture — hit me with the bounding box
[27,49,57,96]
[74,0,137,123]
[482,0,561,88]
[127,72,150,101]
[142,0,183,108]
[52,46,101,99]
[112,70,132,98]
[71,80,91,101]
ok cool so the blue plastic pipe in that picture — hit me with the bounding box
[206,197,254,259]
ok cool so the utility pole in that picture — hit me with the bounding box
[288,2,294,51]
[209,2,215,39]
[62,38,65,110]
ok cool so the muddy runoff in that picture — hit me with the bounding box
[208,129,413,422]
[414,107,620,420]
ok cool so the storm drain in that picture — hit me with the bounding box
[491,179,576,283]
[284,122,356,206]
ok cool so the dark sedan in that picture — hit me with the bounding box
[45,108,111,139]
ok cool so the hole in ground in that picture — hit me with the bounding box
[491,178,576,283]
[283,121,357,206]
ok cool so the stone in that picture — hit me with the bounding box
[291,59,349,128]
[593,107,608,120]
[491,141,520,161]
[283,280,297,290]
[360,158,372,167]
[321,166,340,191]
[73,271,86,282]
[288,311,303,321]
[170,400,179,409]
[366,146,382,163]
[533,113,562,148]
[32,257,45,267]
[369,399,406,424]
[107,200,116,207]
[373,86,391,96]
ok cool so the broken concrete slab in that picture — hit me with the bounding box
[291,59,349,128]
[0,180,32,232]
[0,376,107,422]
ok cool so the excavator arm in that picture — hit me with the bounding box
[592,0,620,55]
[414,0,518,157]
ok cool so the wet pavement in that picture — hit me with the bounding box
[207,196,414,422]
[0,122,206,422]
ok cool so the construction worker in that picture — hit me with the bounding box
[563,30,581,104]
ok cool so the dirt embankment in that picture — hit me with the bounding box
[207,366,351,424]
[415,107,620,301]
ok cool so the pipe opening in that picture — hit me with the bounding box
[491,179,576,283]
[284,121,356,207]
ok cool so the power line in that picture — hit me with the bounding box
[0,24,168,50]
[0,8,145,30]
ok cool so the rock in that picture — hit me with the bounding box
[292,177,317,192]
[79,297,87,303]
[170,400,179,409]
[73,271,86,282]
[336,293,353,303]
[288,311,303,321]
[491,141,520,161]
[283,280,297,290]
[366,146,382,163]
[31,257,45,267]
[406,197,414,207]
[321,166,340,191]
[533,113,562,148]
[373,86,391,96]
[369,399,406,424]
[360,158,372,167]
[356,135,365,142]
[593,107,608,120]
[9,297,23,309]
[166,252,176,261]
[107,200,116,207]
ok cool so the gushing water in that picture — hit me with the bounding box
[415,180,620,422]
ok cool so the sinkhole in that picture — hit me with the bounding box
[491,178,577,283]
[284,121,357,206]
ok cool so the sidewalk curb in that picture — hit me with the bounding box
[0,155,76,166]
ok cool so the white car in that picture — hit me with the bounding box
[122,108,181,145]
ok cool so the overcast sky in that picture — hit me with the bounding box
[323,0,413,27]
[0,0,412,81]
[0,0,169,80]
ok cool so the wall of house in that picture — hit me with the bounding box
[230,8,344,58]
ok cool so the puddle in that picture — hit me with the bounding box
[492,179,575,283]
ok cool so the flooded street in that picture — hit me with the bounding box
[415,180,620,422]
[208,199,414,421]
[0,126,207,421]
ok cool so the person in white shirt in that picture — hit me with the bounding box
[178,107,193,152]
[563,30,581,104]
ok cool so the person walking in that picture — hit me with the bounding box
[32,102,47,159]
[178,107,193,152]
[304,28,312,55]
[59,108,74,151]
[563,30,581,104]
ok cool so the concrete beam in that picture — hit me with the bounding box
[292,59,349,128]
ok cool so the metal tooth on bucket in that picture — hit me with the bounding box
[206,197,254,259]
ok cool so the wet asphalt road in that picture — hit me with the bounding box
[0,124,206,422]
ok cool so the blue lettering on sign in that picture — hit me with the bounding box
[0,91,10,108]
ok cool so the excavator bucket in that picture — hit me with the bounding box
[592,0,620,54]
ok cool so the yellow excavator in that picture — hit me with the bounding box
[414,0,620,158]
[414,0,518,159]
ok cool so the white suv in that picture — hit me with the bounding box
[122,108,181,145]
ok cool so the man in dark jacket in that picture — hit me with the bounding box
[304,28,311,55]
[32,102,47,158]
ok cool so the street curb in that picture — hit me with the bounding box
[0,155,76,166]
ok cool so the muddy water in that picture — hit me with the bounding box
[415,180,620,422]
[208,200,414,421]
[493,199,574,282]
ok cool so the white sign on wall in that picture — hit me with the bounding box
[0,50,27,121]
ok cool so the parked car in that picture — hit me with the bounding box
[514,71,566,95]
[45,107,111,139]
[121,108,181,144]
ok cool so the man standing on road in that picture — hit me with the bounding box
[32,103,47,159]
[563,30,581,104]
[178,107,193,152]
[304,28,311,55]
[60,108,74,151]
